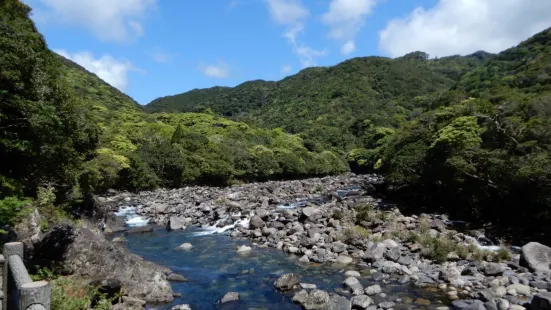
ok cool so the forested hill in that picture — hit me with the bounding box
[377,27,551,235]
[145,51,494,149]
[55,54,143,113]
[0,0,349,217]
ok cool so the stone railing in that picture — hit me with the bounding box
[1,242,50,310]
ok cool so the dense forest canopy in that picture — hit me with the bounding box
[2,0,551,237]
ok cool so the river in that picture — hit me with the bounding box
[124,227,448,310]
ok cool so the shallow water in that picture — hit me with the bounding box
[125,228,447,310]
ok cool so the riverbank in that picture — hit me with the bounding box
[98,174,551,310]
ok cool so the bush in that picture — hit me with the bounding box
[343,226,370,242]
[0,196,32,226]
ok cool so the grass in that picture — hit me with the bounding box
[332,210,344,220]
[342,226,371,242]
[31,267,122,310]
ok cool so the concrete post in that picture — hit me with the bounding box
[20,281,50,310]
[0,254,5,310]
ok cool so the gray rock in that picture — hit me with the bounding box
[371,272,384,281]
[531,292,551,310]
[383,239,399,248]
[250,216,265,229]
[236,245,252,253]
[301,207,321,221]
[484,300,497,310]
[293,289,310,305]
[506,284,530,296]
[300,283,317,290]
[379,301,395,309]
[47,226,174,304]
[333,241,347,253]
[483,263,506,276]
[167,216,187,231]
[275,273,301,291]
[364,284,381,296]
[220,292,239,304]
[530,280,550,289]
[302,289,331,310]
[384,247,401,262]
[397,256,414,266]
[262,227,277,237]
[451,300,486,310]
[299,255,310,263]
[176,243,192,251]
[328,293,352,310]
[351,295,373,309]
[167,273,188,282]
[343,277,363,295]
[344,270,361,278]
[336,255,353,265]
[171,305,192,310]
[497,299,510,310]
[124,226,154,235]
[290,224,305,235]
[364,243,386,262]
[520,242,551,272]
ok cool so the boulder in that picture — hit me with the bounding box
[364,285,381,296]
[237,245,252,253]
[124,226,154,235]
[167,216,187,231]
[294,289,331,310]
[483,263,506,276]
[364,243,386,262]
[220,292,240,304]
[344,270,361,278]
[351,295,372,309]
[336,255,353,265]
[167,273,188,282]
[332,241,347,253]
[506,283,530,296]
[171,305,192,310]
[300,207,321,222]
[34,226,174,304]
[520,242,551,272]
[250,216,266,229]
[343,277,363,295]
[328,293,352,310]
[275,273,301,291]
[176,243,193,251]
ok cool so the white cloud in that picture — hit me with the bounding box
[379,0,551,58]
[341,40,356,55]
[322,0,377,55]
[266,0,308,25]
[55,49,135,91]
[280,64,292,75]
[265,0,326,67]
[199,60,230,79]
[33,0,156,43]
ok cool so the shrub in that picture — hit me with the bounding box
[343,226,370,242]
[0,196,32,226]
[332,210,344,220]
[354,204,374,224]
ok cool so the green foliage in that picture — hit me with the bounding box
[378,28,551,235]
[342,225,370,242]
[0,0,98,201]
[0,196,31,226]
[145,52,493,151]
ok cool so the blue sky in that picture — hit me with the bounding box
[23,0,551,104]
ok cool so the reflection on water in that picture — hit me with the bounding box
[125,228,445,310]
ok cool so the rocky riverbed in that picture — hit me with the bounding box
[98,174,551,310]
